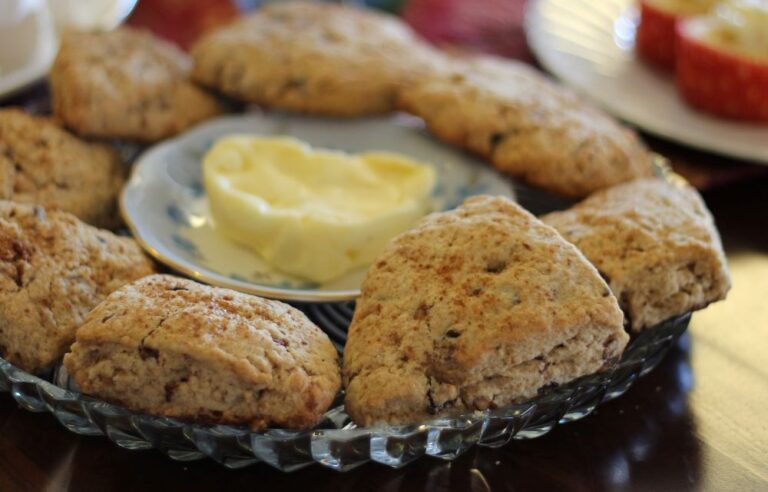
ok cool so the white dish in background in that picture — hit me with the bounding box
[525,0,768,164]
[121,112,516,302]
[0,0,138,100]
[47,0,138,32]
[0,0,57,99]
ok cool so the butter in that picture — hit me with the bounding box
[646,0,716,16]
[203,136,436,283]
[705,0,768,59]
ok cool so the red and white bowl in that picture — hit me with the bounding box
[636,0,717,70]
[676,16,768,122]
[636,0,680,69]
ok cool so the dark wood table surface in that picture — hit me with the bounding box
[2,1,768,490]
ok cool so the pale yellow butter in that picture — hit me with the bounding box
[203,136,436,283]
[705,0,768,59]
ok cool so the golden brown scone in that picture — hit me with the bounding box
[50,27,223,142]
[190,1,437,116]
[542,178,731,332]
[0,202,155,373]
[343,195,628,426]
[398,55,654,197]
[64,275,341,430]
[0,108,124,228]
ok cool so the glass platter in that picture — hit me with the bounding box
[1,94,690,471]
[0,312,690,472]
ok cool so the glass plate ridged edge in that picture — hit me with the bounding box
[0,313,690,472]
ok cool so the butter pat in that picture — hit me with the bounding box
[203,136,436,283]
[706,0,768,59]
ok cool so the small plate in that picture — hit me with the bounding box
[525,0,768,164]
[121,112,515,302]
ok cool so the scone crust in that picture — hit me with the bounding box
[343,195,628,426]
[50,27,223,142]
[398,56,653,197]
[542,178,731,331]
[0,108,124,228]
[191,1,436,116]
[64,275,341,430]
[0,202,155,372]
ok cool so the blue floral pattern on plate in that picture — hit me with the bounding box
[121,112,515,302]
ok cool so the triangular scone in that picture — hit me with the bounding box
[51,27,223,142]
[398,55,653,197]
[343,195,628,426]
[0,201,155,373]
[64,275,341,430]
[542,178,730,332]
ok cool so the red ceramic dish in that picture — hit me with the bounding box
[636,0,679,70]
[676,18,768,122]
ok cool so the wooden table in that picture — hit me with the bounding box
[2,2,767,490]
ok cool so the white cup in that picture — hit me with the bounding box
[0,0,137,97]
[47,0,138,32]
[0,0,56,87]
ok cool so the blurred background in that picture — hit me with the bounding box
[4,0,765,189]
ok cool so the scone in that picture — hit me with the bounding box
[343,195,628,426]
[191,1,436,116]
[50,27,223,142]
[0,108,124,228]
[0,202,155,373]
[542,178,731,332]
[64,275,341,430]
[398,56,654,197]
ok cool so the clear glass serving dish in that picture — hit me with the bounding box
[0,312,690,472]
[0,98,686,471]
